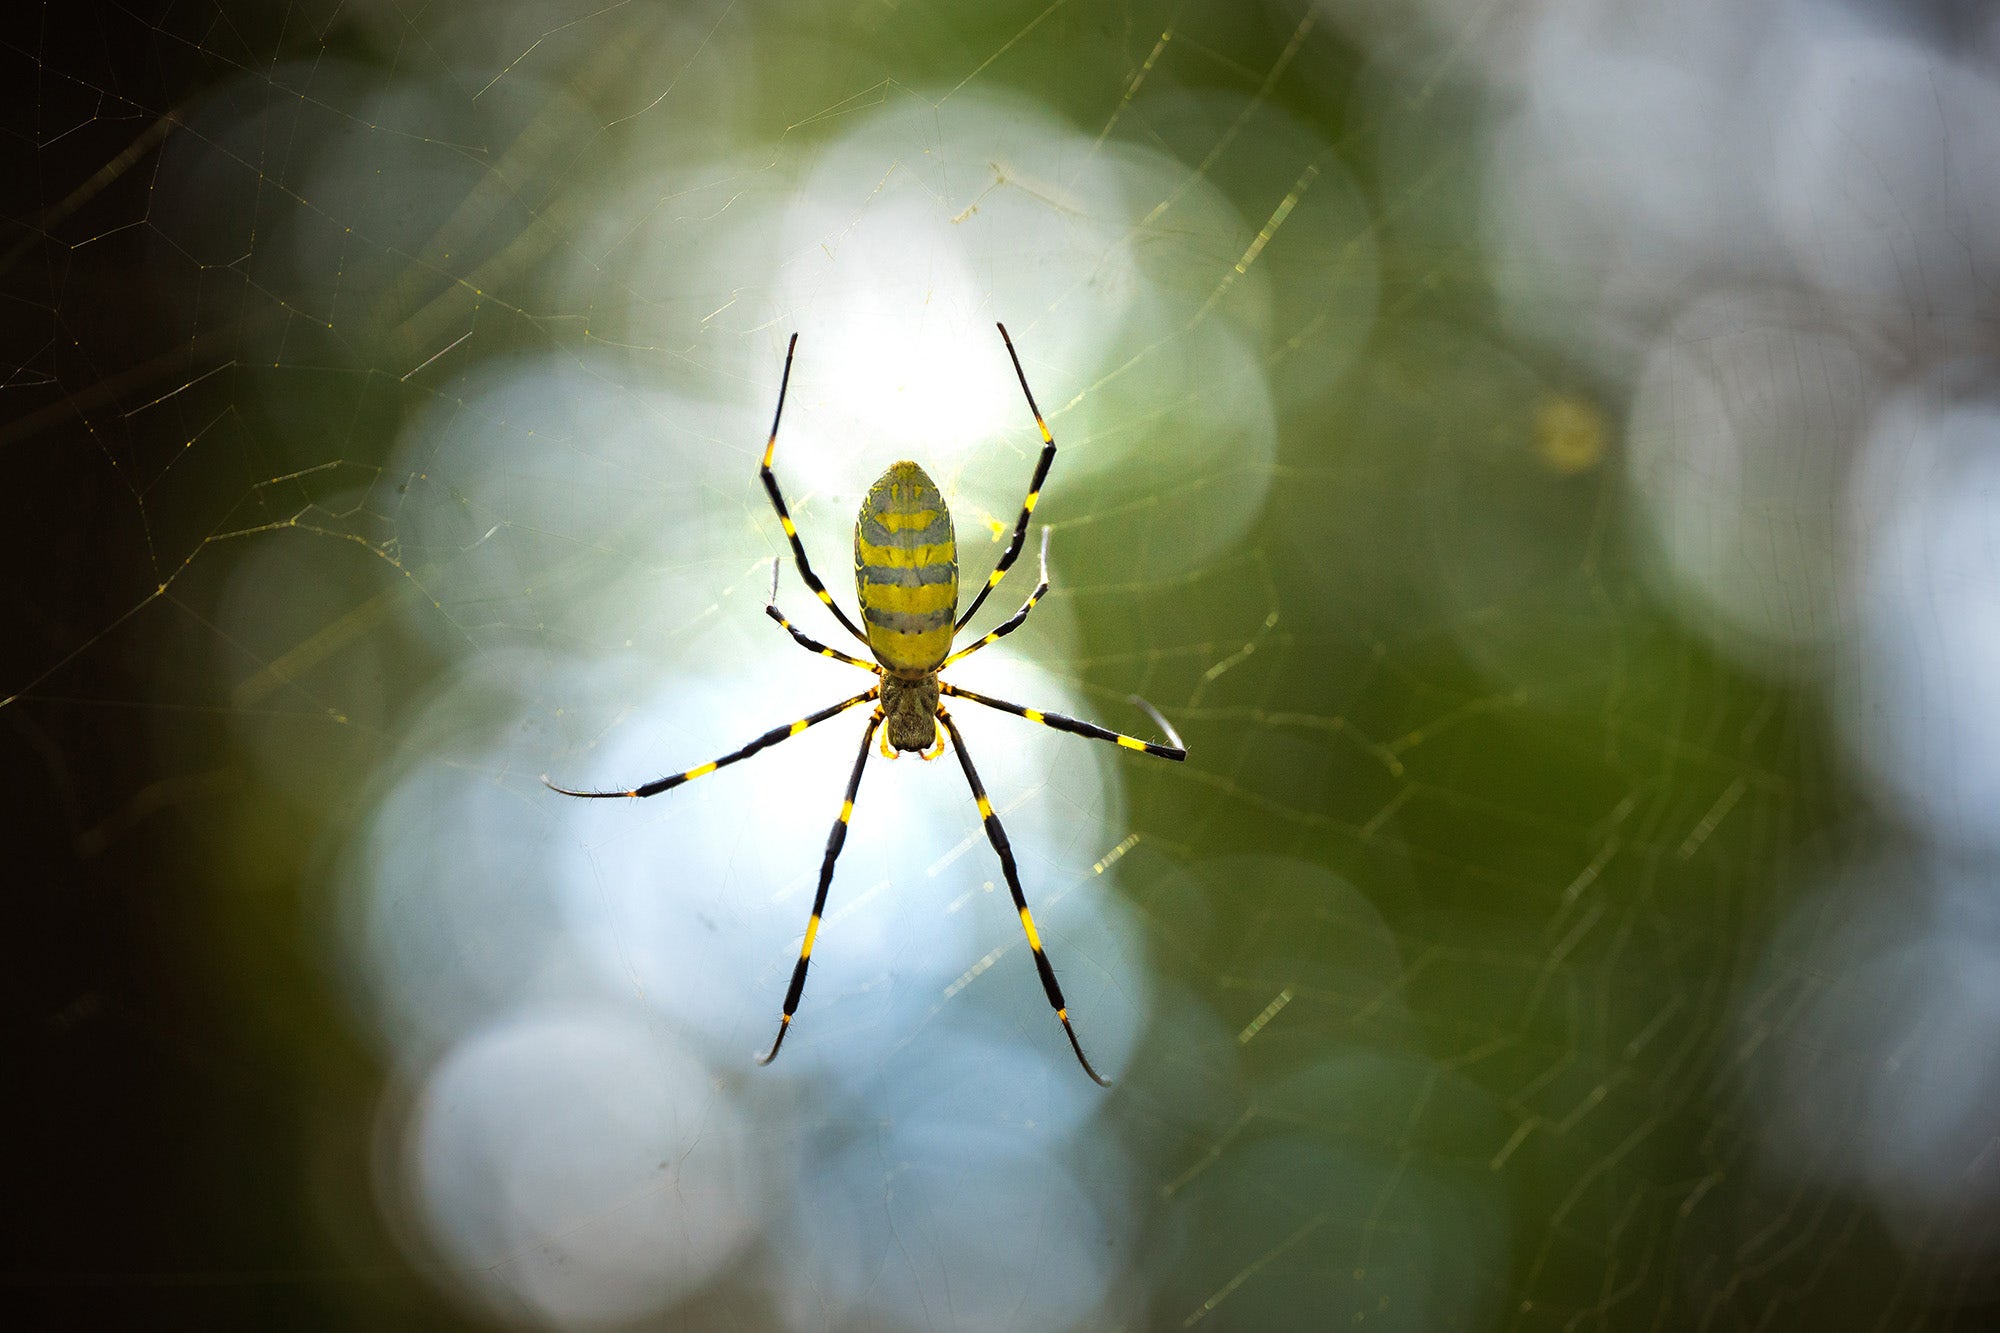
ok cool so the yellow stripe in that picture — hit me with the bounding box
[855,538,955,567]
[977,795,993,818]
[763,439,776,467]
[1024,708,1044,723]
[801,914,820,958]
[1020,907,1043,951]
[1116,735,1145,751]
[872,509,940,532]
[839,799,854,823]
[1024,490,1039,511]
[685,761,718,779]
[1057,1007,1068,1020]
[986,569,1004,587]
[1036,419,1052,443]
[870,624,953,669]
[817,589,833,603]
[861,581,955,614]
[790,719,809,735]
[780,516,797,537]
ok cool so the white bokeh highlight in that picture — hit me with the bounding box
[1626,288,1878,669]
[570,85,1291,582]
[1841,385,2000,856]
[1741,849,2000,1264]
[1766,18,2000,351]
[404,1007,759,1325]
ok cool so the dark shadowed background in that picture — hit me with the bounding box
[9,0,2000,1327]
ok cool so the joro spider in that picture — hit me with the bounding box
[545,324,1185,1085]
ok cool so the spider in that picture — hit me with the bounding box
[545,324,1185,1085]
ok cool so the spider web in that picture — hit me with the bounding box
[10,0,2000,1327]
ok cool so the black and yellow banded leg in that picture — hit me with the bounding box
[943,526,1050,669]
[542,685,879,799]
[764,559,879,671]
[941,684,1187,761]
[956,323,1059,633]
[936,708,1110,1087]
[760,332,871,647]
[759,707,884,1066]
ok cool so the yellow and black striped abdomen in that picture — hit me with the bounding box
[855,460,958,673]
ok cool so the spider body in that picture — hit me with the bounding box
[855,460,958,752]
[546,325,1185,1086]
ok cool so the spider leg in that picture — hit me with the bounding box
[937,707,1111,1086]
[943,526,1050,668]
[939,684,1186,761]
[764,559,879,671]
[760,333,871,646]
[542,685,879,798]
[759,707,884,1066]
[955,323,1058,633]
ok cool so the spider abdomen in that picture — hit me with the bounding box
[855,460,958,674]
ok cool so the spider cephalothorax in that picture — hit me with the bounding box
[880,674,941,753]
[545,325,1185,1085]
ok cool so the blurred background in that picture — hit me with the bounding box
[9,0,2000,1326]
